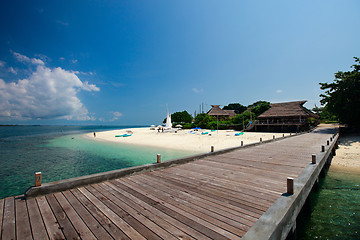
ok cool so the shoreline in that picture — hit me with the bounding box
[84,127,289,153]
[330,133,360,174]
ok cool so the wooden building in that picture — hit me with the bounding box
[249,101,318,132]
[207,105,236,120]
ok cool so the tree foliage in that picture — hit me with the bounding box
[163,110,193,124]
[193,113,214,129]
[223,103,246,114]
[320,57,360,127]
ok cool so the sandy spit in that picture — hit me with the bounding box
[85,127,288,153]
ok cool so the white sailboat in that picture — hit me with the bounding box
[165,105,172,129]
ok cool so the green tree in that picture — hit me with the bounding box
[163,110,193,124]
[250,102,270,116]
[320,57,360,127]
[223,103,247,114]
[194,113,214,129]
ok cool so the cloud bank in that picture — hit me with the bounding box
[0,52,99,121]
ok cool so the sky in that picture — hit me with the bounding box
[0,0,359,125]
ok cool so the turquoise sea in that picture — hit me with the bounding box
[0,125,196,198]
[297,168,360,239]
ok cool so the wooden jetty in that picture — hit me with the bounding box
[0,126,338,239]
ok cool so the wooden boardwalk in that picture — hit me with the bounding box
[0,126,337,240]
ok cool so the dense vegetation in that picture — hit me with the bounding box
[168,101,270,130]
[319,57,360,127]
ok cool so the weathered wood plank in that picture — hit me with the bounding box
[15,197,32,240]
[36,196,65,240]
[92,183,178,240]
[117,178,232,240]
[133,174,247,237]
[70,188,128,240]
[53,192,96,240]
[105,181,208,240]
[61,190,112,240]
[86,185,163,240]
[136,173,256,228]
[77,187,146,240]
[2,197,15,240]
[0,198,4,238]
[26,198,49,240]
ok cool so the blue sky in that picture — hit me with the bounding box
[0,1,359,125]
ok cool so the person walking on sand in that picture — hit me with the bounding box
[93,132,96,137]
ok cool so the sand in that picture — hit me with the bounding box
[85,127,288,153]
[331,134,360,173]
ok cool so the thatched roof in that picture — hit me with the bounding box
[258,101,318,119]
[224,110,236,118]
[207,105,229,116]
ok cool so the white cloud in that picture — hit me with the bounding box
[110,111,123,121]
[0,53,100,121]
[192,88,204,93]
[276,89,283,93]
[12,51,44,65]
[72,59,78,64]
[59,57,65,61]
[0,61,5,67]
[8,67,17,75]
[56,20,69,26]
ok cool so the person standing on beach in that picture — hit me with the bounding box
[93,132,96,137]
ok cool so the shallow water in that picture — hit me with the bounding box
[297,168,360,239]
[0,126,196,198]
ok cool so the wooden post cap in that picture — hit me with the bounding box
[35,172,42,187]
[312,154,316,164]
[157,154,161,163]
[211,146,214,152]
[287,177,294,195]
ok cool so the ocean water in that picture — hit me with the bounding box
[297,168,360,239]
[0,125,196,198]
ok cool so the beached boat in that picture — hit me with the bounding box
[115,134,132,137]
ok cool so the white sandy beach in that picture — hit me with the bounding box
[331,134,360,173]
[85,127,288,153]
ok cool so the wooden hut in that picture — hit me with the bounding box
[250,101,318,132]
[207,105,235,120]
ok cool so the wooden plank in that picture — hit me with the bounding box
[15,197,32,240]
[26,198,49,240]
[133,175,247,238]
[147,170,263,219]
[105,181,209,240]
[36,196,65,240]
[147,170,269,215]
[99,182,191,240]
[135,173,256,228]
[77,187,146,240]
[116,178,232,240]
[70,189,128,240]
[46,194,80,239]
[0,198,4,238]
[91,184,176,240]
[2,197,15,240]
[53,192,96,240]
[61,190,112,240]
[86,185,163,240]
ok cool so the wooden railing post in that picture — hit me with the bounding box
[211,146,214,152]
[287,177,294,195]
[312,154,316,164]
[241,141,243,147]
[35,172,42,187]
[321,145,325,152]
[157,154,161,163]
